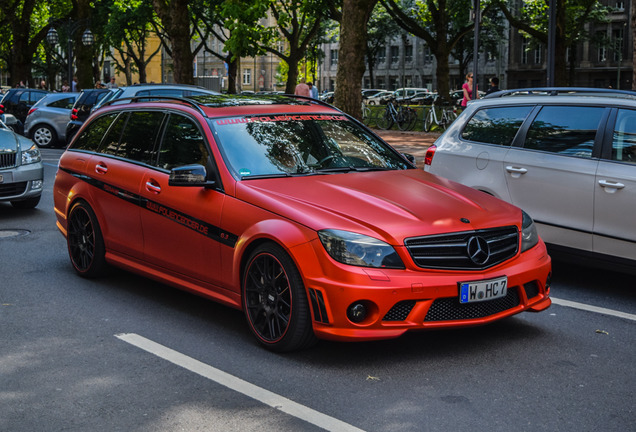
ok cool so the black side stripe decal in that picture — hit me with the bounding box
[64,168,238,248]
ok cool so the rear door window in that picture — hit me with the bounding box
[611,108,636,164]
[461,106,533,145]
[524,106,605,158]
[106,111,164,164]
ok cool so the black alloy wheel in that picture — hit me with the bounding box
[242,243,316,352]
[67,201,106,278]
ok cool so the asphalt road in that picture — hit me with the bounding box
[1,148,634,432]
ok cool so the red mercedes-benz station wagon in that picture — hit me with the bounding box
[53,95,551,351]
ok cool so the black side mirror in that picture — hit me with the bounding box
[168,164,215,188]
[402,153,416,165]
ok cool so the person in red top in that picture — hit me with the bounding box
[294,79,311,97]
[461,73,478,107]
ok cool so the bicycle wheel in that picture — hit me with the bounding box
[424,109,435,132]
[376,110,394,130]
[362,105,372,126]
[397,107,417,131]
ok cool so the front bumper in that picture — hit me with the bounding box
[0,162,44,202]
[294,239,551,342]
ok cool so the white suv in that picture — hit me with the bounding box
[425,88,636,273]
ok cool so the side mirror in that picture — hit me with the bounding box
[168,164,215,188]
[402,153,416,165]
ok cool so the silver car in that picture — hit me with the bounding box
[0,117,43,208]
[425,88,636,273]
[24,92,78,147]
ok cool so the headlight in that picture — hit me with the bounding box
[521,210,539,252]
[21,143,41,165]
[318,229,405,269]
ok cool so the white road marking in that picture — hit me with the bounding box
[551,297,636,322]
[115,333,366,432]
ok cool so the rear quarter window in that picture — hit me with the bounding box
[71,113,119,152]
[461,106,533,145]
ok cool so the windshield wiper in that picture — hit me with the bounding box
[315,166,393,173]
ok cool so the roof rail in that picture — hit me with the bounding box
[280,93,338,109]
[483,87,636,100]
[99,95,208,117]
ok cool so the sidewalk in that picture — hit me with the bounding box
[373,129,440,168]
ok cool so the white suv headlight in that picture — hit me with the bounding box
[22,143,41,165]
[521,210,539,252]
[318,229,405,269]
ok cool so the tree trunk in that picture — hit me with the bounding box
[334,0,378,120]
[226,56,238,94]
[152,0,194,84]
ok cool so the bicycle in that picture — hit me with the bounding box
[423,97,458,132]
[376,98,417,131]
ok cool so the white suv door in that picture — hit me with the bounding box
[503,105,607,251]
[594,108,636,261]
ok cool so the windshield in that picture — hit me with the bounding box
[211,114,411,178]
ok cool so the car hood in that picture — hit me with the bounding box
[0,128,20,151]
[235,169,522,244]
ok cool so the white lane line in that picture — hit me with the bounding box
[551,297,636,322]
[116,333,365,432]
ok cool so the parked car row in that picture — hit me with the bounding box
[0,84,221,148]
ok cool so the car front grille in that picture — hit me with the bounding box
[405,226,519,270]
[0,151,17,169]
[0,181,27,197]
[424,289,521,322]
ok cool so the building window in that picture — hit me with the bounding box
[376,46,386,64]
[405,44,413,63]
[615,1,625,11]
[534,45,543,64]
[521,38,528,64]
[613,28,624,61]
[390,46,400,64]
[243,68,251,85]
[330,49,338,66]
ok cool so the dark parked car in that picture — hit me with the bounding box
[0,88,49,134]
[65,88,115,143]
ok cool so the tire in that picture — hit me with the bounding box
[424,110,434,132]
[67,201,107,278]
[397,108,417,131]
[11,195,40,209]
[31,124,57,147]
[375,110,393,130]
[242,243,317,352]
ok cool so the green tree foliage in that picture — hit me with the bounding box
[496,0,611,86]
[380,0,479,102]
[366,4,401,89]
[104,0,160,85]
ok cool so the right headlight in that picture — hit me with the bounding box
[21,143,41,165]
[521,210,539,252]
[318,229,405,269]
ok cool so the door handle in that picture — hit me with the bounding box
[598,180,625,192]
[145,180,161,194]
[505,166,528,174]
[95,163,108,174]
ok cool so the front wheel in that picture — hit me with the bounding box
[424,110,435,132]
[242,243,317,352]
[397,108,417,131]
[375,110,393,130]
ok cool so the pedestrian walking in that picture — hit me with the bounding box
[294,79,311,97]
[486,77,500,95]
[461,73,478,107]
[308,82,318,99]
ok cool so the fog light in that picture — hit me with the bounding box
[347,302,367,323]
[31,180,43,190]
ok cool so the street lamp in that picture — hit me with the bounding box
[46,19,94,88]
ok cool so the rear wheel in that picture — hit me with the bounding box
[67,201,107,278]
[242,243,317,352]
[31,124,57,147]
[397,107,417,131]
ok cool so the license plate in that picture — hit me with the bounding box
[459,276,508,304]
